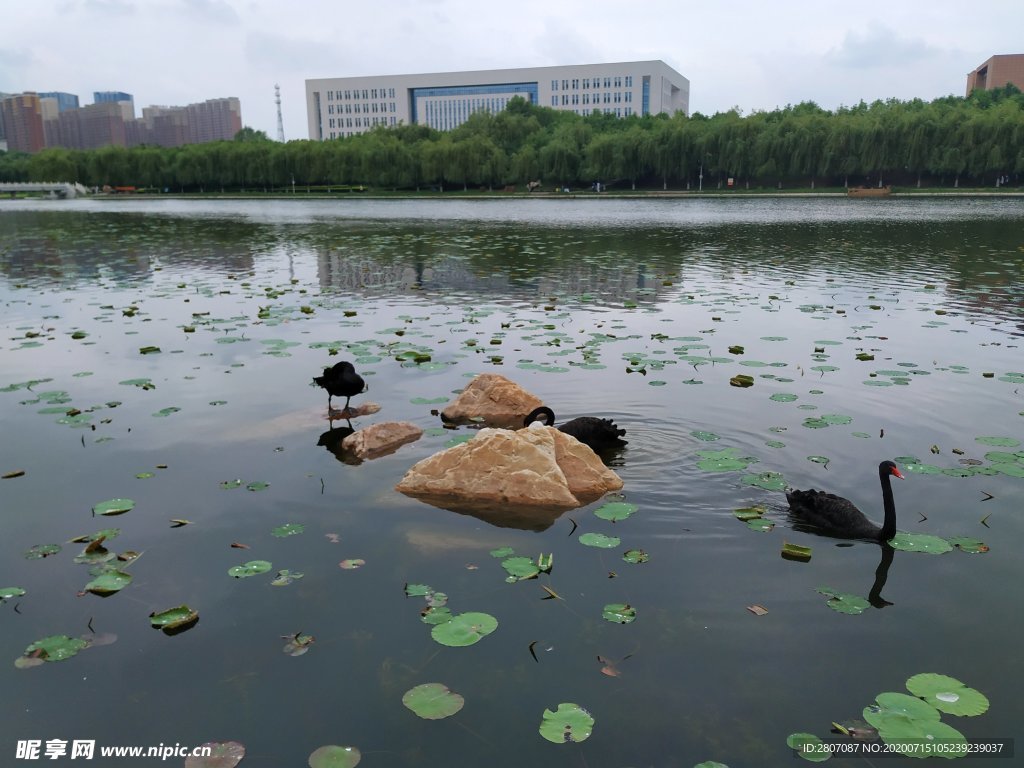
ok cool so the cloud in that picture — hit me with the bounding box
[825,22,949,69]
[179,0,240,24]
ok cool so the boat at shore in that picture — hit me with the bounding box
[848,185,892,198]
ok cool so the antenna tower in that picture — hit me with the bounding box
[275,84,285,142]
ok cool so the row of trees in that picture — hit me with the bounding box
[2,86,1022,192]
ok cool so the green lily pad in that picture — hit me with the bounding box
[220,479,242,489]
[946,537,989,554]
[622,549,649,564]
[228,560,272,578]
[489,546,515,558]
[402,682,465,720]
[888,533,953,554]
[308,745,361,768]
[905,673,989,717]
[602,603,636,624]
[92,498,135,516]
[152,407,181,417]
[864,691,941,731]
[746,518,775,532]
[24,544,62,559]
[817,587,870,615]
[770,393,798,402]
[339,559,365,570]
[697,447,757,472]
[539,703,594,744]
[502,556,540,582]
[593,502,637,522]
[730,374,755,387]
[246,481,270,492]
[431,612,498,647]
[579,532,621,548]
[975,436,1019,447]
[84,570,133,595]
[421,606,453,625]
[272,523,305,538]
[404,583,433,597]
[0,587,26,599]
[691,430,720,441]
[741,471,787,491]
[786,732,831,762]
[782,542,812,562]
[20,634,89,663]
[271,569,304,586]
[734,506,766,521]
[149,605,199,633]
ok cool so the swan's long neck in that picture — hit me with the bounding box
[879,472,897,541]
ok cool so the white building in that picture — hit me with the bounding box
[306,60,689,140]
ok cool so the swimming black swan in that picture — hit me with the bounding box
[523,406,627,452]
[313,361,366,412]
[786,460,904,541]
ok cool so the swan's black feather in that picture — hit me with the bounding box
[786,460,902,542]
[313,361,366,411]
[523,406,627,452]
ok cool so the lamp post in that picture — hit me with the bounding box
[698,162,703,193]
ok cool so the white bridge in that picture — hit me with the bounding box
[0,182,91,199]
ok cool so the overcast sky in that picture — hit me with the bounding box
[2,0,1022,141]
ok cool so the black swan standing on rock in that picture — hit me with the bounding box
[313,361,366,413]
[523,406,627,452]
[786,460,904,541]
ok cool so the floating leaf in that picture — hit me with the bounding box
[579,532,620,549]
[539,703,594,744]
[220,479,242,489]
[888,533,953,554]
[593,502,637,521]
[139,345,161,355]
[272,523,305,538]
[741,471,787,491]
[404,583,433,597]
[271,569,304,586]
[975,436,1019,448]
[905,673,989,717]
[24,544,61,560]
[746,518,775,532]
[786,733,831,762]
[730,374,754,388]
[622,549,649,564]
[691,430,720,441]
[20,634,89,664]
[152,407,180,417]
[246,481,270,492]
[489,546,515,558]
[817,587,870,615]
[402,682,465,720]
[431,612,498,647]
[149,605,199,633]
[283,632,315,656]
[782,542,812,562]
[92,498,135,516]
[308,745,361,768]
[502,556,540,582]
[946,537,990,554]
[770,393,798,402]
[228,560,272,578]
[339,559,365,570]
[184,741,245,768]
[733,506,765,521]
[0,587,26,600]
[602,603,636,624]
[84,570,132,595]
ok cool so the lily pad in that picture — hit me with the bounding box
[246,481,270,492]
[787,732,831,762]
[817,587,870,615]
[602,603,637,624]
[308,745,361,768]
[272,523,305,538]
[0,587,26,600]
[228,560,272,578]
[149,605,199,633]
[770,393,798,402]
[746,518,775,532]
[501,556,540,582]
[84,570,133,596]
[888,533,953,554]
[539,703,594,744]
[92,498,135,516]
[946,537,990,554]
[975,436,1019,447]
[184,741,245,768]
[905,673,989,717]
[339,559,365,570]
[622,549,649,564]
[691,430,720,441]
[402,682,465,720]
[431,612,498,647]
[593,502,638,522]
[782,542,812,562]
[489,546,515,558]
[271,569,304,586]
[19,634,89,664]
[741,471,787,491]
[579,532,621,549]
[24,544,62,559]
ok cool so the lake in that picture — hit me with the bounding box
[1,196,1022,767]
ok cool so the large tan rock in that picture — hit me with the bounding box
[440,373,544,429]
[342,421,423,460]
[395,423,623,524]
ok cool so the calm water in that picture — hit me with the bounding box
[1,197,1022,767]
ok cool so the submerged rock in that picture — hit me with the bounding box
[395,423,623,526]
[342,421,423,461]
[440,373,543,429]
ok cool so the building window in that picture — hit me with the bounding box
[572,94,579,105]
[603,77,611,88]
[389,88,395,98]
[604,92,610,103]
[362,89,368,99]
[614,92,621,103]
[551,80,558,90]
[582,94,590,105]
[571,78,579,89]
[551,96,558,106]
[583,78,590,89]
[371,89,378,99]
[625,107,633,116]
[625,92,632,103]
[625,75,633,87]
[614,76,622,88]
[615,108,622,117]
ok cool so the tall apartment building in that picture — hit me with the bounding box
[966,54,1024,95]
[0,93,46,153]
[186,97,242,143]
[306,60,689,140]
[38,92,80,113]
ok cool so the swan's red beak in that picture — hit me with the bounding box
[891,466,904,479]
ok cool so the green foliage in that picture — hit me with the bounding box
[6,91,1020,190]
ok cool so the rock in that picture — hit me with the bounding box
[395,424,623,528]
[329,401,381,420]
[440,373,543,429]
[342,421,423,460]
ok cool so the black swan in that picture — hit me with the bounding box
[523,406,627,452]
[786,460,903,541]
[313,361,366,412]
